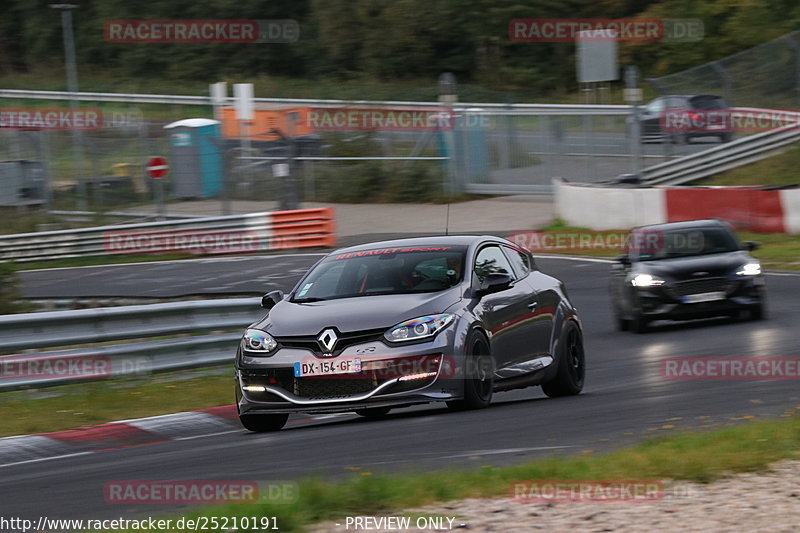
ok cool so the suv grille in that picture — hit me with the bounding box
[670,277,729,297]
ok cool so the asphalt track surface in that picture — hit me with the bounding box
[5,255,800,523]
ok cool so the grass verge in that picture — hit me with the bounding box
[169,415,799,533]
[0,368,231,437]
[705,144,800,186]
[529,220,800,270]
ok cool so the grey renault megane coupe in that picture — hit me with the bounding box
[235,236,585,431]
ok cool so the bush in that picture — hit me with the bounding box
[312,133,446,203]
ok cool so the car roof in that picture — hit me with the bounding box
[631,219,731,232]
[329,235,507,255]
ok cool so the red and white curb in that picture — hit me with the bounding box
[0,405,240,468]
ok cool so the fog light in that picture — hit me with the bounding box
[242,385,266,392]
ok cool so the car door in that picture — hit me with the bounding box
[504,246,555,360]
[472,244,537,371]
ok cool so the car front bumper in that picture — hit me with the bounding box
[634,276,764,321]
[235,329,464,415]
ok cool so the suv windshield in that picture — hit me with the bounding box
[629,227,740,261]
[291,246,467,302]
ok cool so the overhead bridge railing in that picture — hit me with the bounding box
[640,110,800,187]
[0,298,264,391]
[0,207,336,262]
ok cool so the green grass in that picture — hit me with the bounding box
[532,221,800,270]
[0,368,232,437]
[163,415,800,533]
[706,144,800,186]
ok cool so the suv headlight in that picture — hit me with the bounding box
[385,314,455,343]
[736,263,761,276]
[241,328,278,354]
[632,273,665,287]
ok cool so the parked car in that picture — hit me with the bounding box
[235,236,585,431]
[609,219,765,333]
[633,94,733,144]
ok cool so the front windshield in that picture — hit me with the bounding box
[629,227,739,261]
[291,245,467,302]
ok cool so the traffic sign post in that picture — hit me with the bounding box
[147,156,169,220]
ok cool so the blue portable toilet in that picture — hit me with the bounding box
[164,118,222,198]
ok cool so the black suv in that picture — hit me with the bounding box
[609,219,765,333]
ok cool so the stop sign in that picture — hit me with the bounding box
[146,156,169,179]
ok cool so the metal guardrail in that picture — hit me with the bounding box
[0,208,335,262]
[0,212,272,262]
[0,89,631,115]
[640,111,800,186]
[0,298,264,391]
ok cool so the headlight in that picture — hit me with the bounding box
[631,273,665,287]
[737,263,761,276]
[241,328,277,354]
[384,314,455,343]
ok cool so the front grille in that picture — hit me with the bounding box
[295,377,379,398]
[274,328,385,356]
[242,367,390,400]
[669,277,730,297]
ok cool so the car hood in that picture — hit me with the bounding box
[251,288,462,336]
[637,250,753,280]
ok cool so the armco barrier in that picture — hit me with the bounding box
[0,207,336,262]
[555,179,800,233]
[0,298,263,391]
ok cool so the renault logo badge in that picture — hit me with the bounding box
[317,328,338,354]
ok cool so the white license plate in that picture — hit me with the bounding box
[681,291,726,304]
[294,358,361,378]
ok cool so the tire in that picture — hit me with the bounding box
[447,331,493,411]
[239,413,289,432]
[613,305,629,331]
[542,321,585,397]
[630,312,649,334]
[355,407,392,418]
[749,300,766,320]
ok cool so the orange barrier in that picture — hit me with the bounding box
[270,207,336,249]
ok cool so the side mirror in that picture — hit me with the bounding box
[475,273,513,298]
[616,254,631,266]
[261,290,284,309]
[743,241,759,252]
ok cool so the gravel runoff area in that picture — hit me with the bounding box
[309,460,800,532]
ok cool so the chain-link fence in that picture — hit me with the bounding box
[3,92,715,211]
[647,31,800,108]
